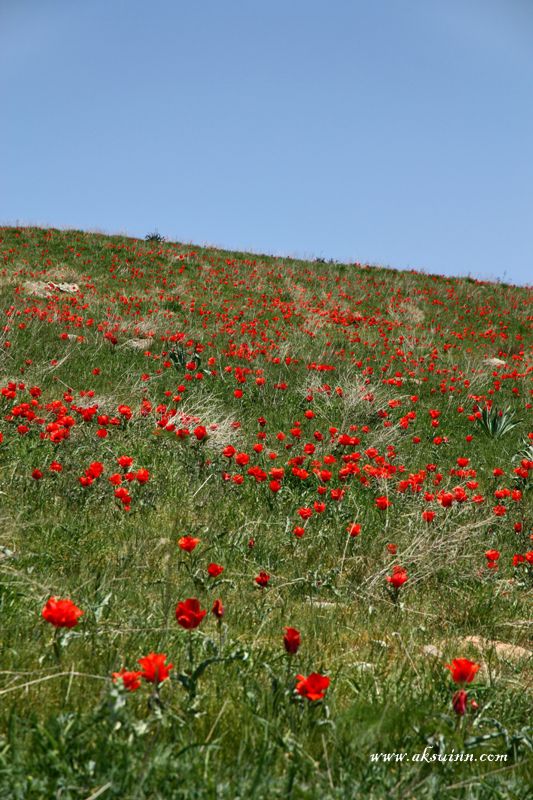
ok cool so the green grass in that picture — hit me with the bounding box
[0,226,531,799]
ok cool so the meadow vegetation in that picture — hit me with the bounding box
[0,226,531,799]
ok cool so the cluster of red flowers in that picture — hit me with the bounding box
[2,356,529,553]
[113,653,174,691]
[40,592,332,700]
[3,229,532,729]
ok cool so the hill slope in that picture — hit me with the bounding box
[0,226,532,799]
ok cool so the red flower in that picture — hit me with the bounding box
[114,487,131,508]
[175,598,207,629]
[438,492,454,508]
[445,658,480,684]
[347,523,361,537]
[86,461,104,479]
[484,549,500,562]
[212,599,224,619]
[178,535,200,552]
[283,627,301,654]
[136,468,150,484]
[112,669,143,692]
[452,689,468,716]
[386,567,408,589]
[255,571,270,587]
[42,597,84,628]
[194,425,207,440]
[422,510,436,523]
[375,496,392,510]
[295,672,330,701]
[138,652,173,683]
[207,563,224,578]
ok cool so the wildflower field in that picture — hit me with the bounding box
[0,226,531,799]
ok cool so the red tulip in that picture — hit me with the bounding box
[112,669,143,692]
[42,597,84,628]
[178,535,200,552]
[445,658,480,684]
[386,566,408,589]
[175,598,207,629]
[375,496,392,510]
[212,599,224,619]
[138,652,173,683]
[255,571,270,588]
[135,468,150,484]
[295,672,330,701]
[283,627,301,654]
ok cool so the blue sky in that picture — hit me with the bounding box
[1,0,532,284]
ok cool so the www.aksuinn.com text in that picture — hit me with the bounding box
[370,748,507,764]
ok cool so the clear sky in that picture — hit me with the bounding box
[1,0,532,285]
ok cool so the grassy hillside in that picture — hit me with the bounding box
[0,226,531,799]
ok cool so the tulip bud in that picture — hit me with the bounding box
[283,627,301,655]
[452,689,468,716]
[212,599,224,620]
